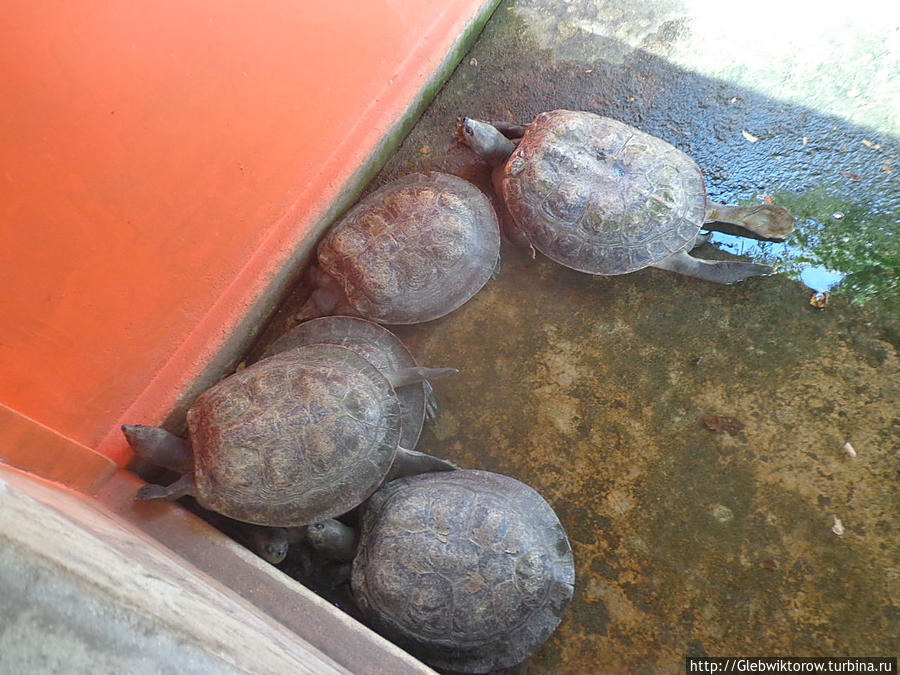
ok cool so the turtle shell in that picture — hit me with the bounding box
[502,110,707,275]
[316,171,500,324]
[259,316,428,449]
[351,470,574,673]
[187,343,401,526]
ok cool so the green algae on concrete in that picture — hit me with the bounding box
[757,188,900,323]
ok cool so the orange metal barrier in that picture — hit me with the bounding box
[1,0,494,485]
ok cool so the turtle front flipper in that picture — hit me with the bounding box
[122,424,193,473]
[491,120,529,139]
[650,249,774,285]
[386,447,459,482]
[136,473,197,502]
[704,202,795,241]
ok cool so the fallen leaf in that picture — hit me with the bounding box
[882,164,893,175]
[763,194,773,205]
[840,171,861,180]
[802,136,808,146]
[584,69,593,73]
[809,291,829,309]
[469,57,477,67]
[418,146,431,155]
[700,415,745,436]
[862,139,873,148]
[831,515,845,537]
[742,129,759,143]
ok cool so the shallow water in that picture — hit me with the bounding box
[254,1,899,671]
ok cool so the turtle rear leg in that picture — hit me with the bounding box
[650,249,774,285]
[386,446,459,482]
[383,366,457,389]
[122,425,193,473]
[704,202,795,241]
[136,473,197,502]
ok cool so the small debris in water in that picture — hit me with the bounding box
[700,415,745,436]
[832,212,844,219]
[802,136,808,146]
[809,291,830,309]
[830,515,845,537]
[419,146,431,155]
[842,441,856,458]
[711,504,734,523]
[840,171,861,180]
[741,129,759,143]
[469,57,477,66]
[761,558,778,571]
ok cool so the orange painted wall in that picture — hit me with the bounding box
[0,1,492,474]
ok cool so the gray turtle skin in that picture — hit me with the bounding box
[259,316,442,449]
[462,110,795,285]
[351,470,575,674]
[314,171,501,324]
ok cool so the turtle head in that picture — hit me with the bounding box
[460,117,516,167]
[307,519,358,562]
[248,527,290,565]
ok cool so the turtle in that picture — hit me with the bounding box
[346,469,575,673]
[460,110,796,285]
[256,316,451,450]
[306,171,501,324]
[122,343,457,527]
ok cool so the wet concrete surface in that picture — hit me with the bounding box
[249,1,899,671]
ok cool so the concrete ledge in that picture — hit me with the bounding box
[0,464,433,674]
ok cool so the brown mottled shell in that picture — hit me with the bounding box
[503,110,707,275]
[187,344,401,526]
[317,172,500,324]
[259,316,427,449]
[351,470,574,673]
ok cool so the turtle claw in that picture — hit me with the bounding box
[135,473,196,502]
[424,380,439,421]
[136,483,171,501]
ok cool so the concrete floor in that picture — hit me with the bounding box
[255,0,899,671]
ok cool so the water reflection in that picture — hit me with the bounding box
[705,187,898,322]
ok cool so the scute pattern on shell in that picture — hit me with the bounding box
[187,344,401,526]
[503,110,708,275]
[259,316,427,449]
[351,470,574,673]
[317,172,500,324]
